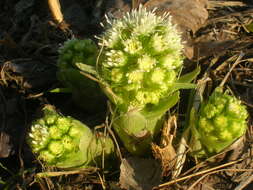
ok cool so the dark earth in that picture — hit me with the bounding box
[0,0,253,189]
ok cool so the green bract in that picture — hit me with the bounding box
[57,39,106,113]
[191,88,248,157]
[98,7,184,110]
[27,105,114,169]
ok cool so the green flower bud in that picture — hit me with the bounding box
[58,39,98,68]
[57,39,107,113]
[48,141,64,156]
[195,88,248,156]
[56,117,71,133]
[62,136,76,151]
[27,105,114,168]
[39,150,55,164]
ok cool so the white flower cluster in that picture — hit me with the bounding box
[98,5,184,108]
[29,124,49,152]
[99,6,183,107]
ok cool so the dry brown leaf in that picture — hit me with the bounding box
[144,0,208,33]
[119,157,162,190]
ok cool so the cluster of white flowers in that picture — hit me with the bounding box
[29,124,49,152]
[98,6,184,108]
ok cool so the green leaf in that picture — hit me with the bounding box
[74,63,98,77]
[246,23,253,33]
[188,108,207,158]
[49,88,72,93]
[177,66,200,83]
[142,91,180,119]
[170,83,197,92]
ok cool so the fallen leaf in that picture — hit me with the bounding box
[119,157,162,190]
[144,0,208,33]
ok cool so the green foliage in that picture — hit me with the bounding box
[27,105,114,169]
[190,88,248,157]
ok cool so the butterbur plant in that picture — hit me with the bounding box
[189,87,248,158]
[53,6,199,155]
[92,6,200,155]
[27,105,114,169]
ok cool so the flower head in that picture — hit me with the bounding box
[99,6,184,109]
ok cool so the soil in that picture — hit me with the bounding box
[0,0,253,189]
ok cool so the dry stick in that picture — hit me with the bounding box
[219,52,245,88]
[105,117,123,161]
[157,158,243,188]
[36,167,99,178]
[96,171,106,190]
[47,0,63,23]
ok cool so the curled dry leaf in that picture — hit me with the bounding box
[152,116,177,177]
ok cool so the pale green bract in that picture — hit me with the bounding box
[190,88,248,157]
[28,105,114,169]
[98,6,184,110]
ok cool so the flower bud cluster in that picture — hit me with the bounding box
[197,88,248,154]
[58,38,98,69]
[28,106,91,166]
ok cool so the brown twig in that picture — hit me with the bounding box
[219,52,245,88]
